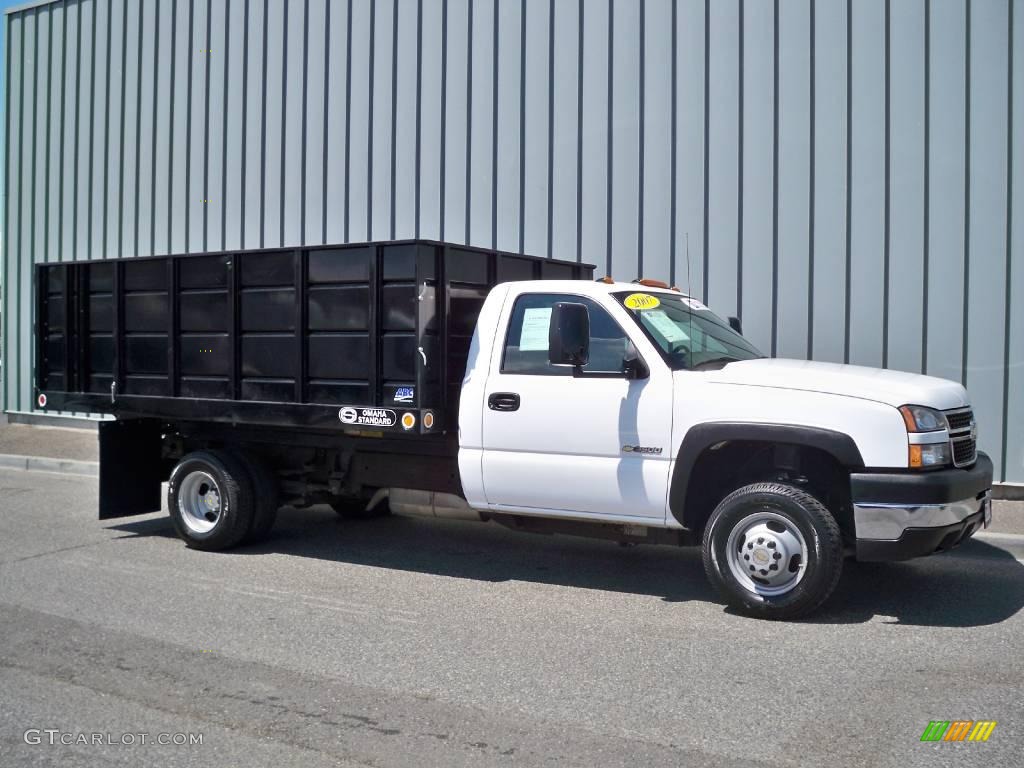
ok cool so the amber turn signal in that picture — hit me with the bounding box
[908,444,923,468]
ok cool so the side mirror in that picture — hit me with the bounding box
[728,316,743,335]
[623,341,649,380]
[548,302,590,367]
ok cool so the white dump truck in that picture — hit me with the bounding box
[36,240,992,619]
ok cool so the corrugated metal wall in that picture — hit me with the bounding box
[3,0,1023,481]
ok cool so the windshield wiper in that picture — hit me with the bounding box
[690,356,741,370]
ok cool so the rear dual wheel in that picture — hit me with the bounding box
[168,449,279,550]
[231,451,280,543]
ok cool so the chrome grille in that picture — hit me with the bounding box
[944,407,976,467]
[945,409,973,432]
[953,438,976,466]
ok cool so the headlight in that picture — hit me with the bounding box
[899,405,946,432]
[900,405,951,469]
[909,442,952,468]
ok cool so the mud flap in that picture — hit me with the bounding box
[98,420,164,519]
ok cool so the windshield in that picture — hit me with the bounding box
[613,291,763,371]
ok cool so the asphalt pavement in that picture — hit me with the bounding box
[0,467,1022,766]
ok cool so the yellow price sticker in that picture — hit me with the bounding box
[623,293,661,310]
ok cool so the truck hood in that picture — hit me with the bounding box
[699,358,969,410]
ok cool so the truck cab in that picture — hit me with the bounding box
[459,280,993,618]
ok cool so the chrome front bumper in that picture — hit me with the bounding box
[853,492,991,541]
[849,452,993,561]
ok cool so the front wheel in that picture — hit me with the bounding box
[701,482,843,620]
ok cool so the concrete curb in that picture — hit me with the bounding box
[4,411,103,431]
[0,453,99,477]
[994,484,1024,501]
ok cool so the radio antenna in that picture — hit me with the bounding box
[685,232,692,300]
[685,232,695,357]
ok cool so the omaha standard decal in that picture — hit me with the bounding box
[339,407,398,427]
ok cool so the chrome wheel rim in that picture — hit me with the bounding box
[725,510,808,597]
[178,471,222,534]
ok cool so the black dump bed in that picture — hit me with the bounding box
[36,240,592,437]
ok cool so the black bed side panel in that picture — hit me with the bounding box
[36,240,595,434]
[98,420,165,519]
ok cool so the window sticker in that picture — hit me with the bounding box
[682,297,708,312]
[519,307,553,351]
[644,309,688,343]
[624,293,661,310]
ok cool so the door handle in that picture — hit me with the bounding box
[487,392,521,412]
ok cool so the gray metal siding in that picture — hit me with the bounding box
[3,0,1023,483]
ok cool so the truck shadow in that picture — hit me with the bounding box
[109,510,1024,627]
[809,537,1024,627]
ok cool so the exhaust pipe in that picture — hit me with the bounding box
[387,489,484,521]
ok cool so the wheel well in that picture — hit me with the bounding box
[679,441,854,539]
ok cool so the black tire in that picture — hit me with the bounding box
[701,482,843,620]
[167,450,255,551]
[229,450,279,544]
[330,496,389,519]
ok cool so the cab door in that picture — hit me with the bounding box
[479,291,673,521]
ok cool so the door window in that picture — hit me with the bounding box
[501,294,629,376]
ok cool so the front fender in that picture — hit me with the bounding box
[668,421,865,528]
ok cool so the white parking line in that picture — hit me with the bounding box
[975,531,1024,542]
